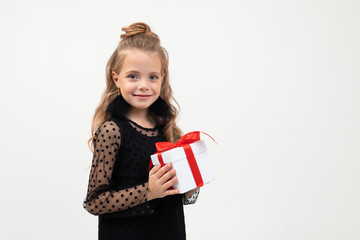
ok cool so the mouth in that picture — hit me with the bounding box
[133,94,152,98]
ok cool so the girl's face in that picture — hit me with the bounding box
[112,49,163,116]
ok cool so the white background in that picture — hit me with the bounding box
[1,0,359,239]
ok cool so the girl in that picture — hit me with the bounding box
[83,22,200,240]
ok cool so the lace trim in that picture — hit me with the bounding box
[183,188,200,205]
[127,119,159,137]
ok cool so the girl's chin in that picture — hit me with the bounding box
[123,96,158,111]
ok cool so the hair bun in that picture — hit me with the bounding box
[121,22,154,39]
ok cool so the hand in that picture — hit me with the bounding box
[147,163,179,201]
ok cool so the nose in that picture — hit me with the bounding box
[138,78,149,91]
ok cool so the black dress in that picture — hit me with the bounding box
[83,116,200,240]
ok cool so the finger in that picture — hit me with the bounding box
[159,168,176,185]
[149,164,161,175]
[164,188,180,196]
[163,176,178,190]
[155,163,172,178]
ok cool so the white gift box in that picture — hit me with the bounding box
[150,140,215,194]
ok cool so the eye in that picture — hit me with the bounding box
[149,75,159,80]
[127,74,138,80]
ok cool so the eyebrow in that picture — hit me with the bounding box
[124,70,161,75]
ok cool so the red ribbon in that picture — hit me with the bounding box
[183,144,203,187]
[154,131,216,153]
[148,131,216,188]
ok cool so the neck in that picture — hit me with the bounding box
[126,108,155,128]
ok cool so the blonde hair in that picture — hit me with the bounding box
[88,22,182,152]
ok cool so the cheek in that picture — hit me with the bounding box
[120,82,135,93]
[153,82,162,94]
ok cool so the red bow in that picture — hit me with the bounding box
[155,131,216,153]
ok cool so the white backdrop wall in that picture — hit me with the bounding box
[0,0,359,239]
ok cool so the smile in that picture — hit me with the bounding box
[133,94,152,98]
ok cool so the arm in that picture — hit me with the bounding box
[182,188,200,205]
[83,120,149,216]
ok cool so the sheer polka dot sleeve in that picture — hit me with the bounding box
[83,120,149,216]
[182,188,200,205]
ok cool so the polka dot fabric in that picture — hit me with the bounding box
[83,117,199,240]
[183,188,200,205]
[83,121,149,215]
